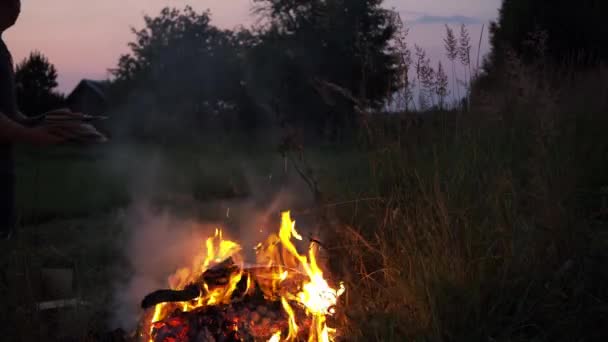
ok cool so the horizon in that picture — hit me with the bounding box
[4,0,500,94]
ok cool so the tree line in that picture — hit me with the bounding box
[13,0,608,142]
[107,1,400,142]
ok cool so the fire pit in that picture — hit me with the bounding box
[137,212,345,342]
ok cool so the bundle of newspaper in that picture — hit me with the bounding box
[36,109,108,143]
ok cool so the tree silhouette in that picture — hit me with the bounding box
[110,3,401,141]
[251,0,401,137]
[15,51,64,116]
[109,7,255,140]
[488,0,608,68]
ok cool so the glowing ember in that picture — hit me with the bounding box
[141,211,344,342]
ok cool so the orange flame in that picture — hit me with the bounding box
[146,211,344,342]
[268,211,344,342]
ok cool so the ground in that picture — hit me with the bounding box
[0,142,360,341]
[2,118,608,342]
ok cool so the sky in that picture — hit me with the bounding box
[3,0,502,94]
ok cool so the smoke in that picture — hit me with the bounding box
[102,6,322,328]
[108,145,318,330]
[110,203,217,329]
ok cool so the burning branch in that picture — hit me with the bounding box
[141,258,240,309]
[140,212,345,342]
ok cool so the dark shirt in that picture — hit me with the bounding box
[0,36,17,234]
[0,36,17,169]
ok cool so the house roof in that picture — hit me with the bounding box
[67,79,110,102]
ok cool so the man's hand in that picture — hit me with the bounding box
[24,123,81,146]
[43,108,87,120]
[43,108,78,115]
[1,110,100,145]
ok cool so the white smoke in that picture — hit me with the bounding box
[108,147,318,330]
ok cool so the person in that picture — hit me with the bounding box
[1,0,80,239]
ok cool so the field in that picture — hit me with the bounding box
[2,98,608,342]
[0,141,368,340]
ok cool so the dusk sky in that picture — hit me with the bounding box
[4,0,501,93]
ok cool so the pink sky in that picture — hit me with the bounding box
[4,0,500,93]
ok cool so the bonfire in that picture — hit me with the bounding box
[137,211,345,342]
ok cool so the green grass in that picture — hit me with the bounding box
[1,213,127,341]
[322,75,608,340]
[3,65,608,341]
[3,111,608,341]
[1,140,370,340]
[15,145,128,223]
[12,141,369,225]
[13,143,274,223]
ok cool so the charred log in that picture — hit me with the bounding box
[141,258,320,341]
[141,258,246,309]
[141,284,201,309]
[150,297,311,342]
[196,258,240,285]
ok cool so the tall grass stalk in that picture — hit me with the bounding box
[326,57,608,341]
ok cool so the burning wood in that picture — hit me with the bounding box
[148,287,312,341]
[138,212,345,342]
[142,258,241,309]
[141,285,201,310]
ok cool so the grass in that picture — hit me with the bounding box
[13,142,273,224]
[323,64,608,341]
[0,140,368,340]
[2,64,608,341]
[0,214,128,341]
[14,145,129,224]
[12,141,369,225]
[329,151,606,340]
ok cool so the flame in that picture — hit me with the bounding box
[269,331,282,342]
[270,211,343,342]
[147,228,244,339]
[146,211,344,342]
[281,297,299,340]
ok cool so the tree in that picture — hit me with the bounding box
[109,2,402,142]
[15,51,64,115]
[111,7,243,110]
[251,0,401,135]
[488,0,608,69]
[109,7,256,139]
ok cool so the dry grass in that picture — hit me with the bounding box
[324,61,608,341]
[2,57,608,341]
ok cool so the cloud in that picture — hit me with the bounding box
[385,0,501,22]
[411,15,486,25]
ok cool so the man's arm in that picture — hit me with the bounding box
[14,111,32,124]
[0,111,30,143]
[0,111,76,145]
